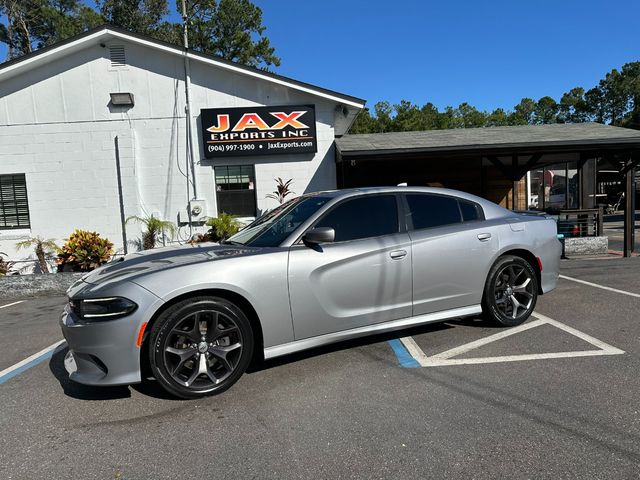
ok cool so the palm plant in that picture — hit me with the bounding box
[15,236,58,273]
[126,214,177,250]
[205,213,241,242]
[266,177,294,204]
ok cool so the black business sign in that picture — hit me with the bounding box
[201,105,317,158]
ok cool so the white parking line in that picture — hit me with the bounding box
[559,274,640,298]
[0,300,24,309]
[0,340,66,385]
[398,312,624,367]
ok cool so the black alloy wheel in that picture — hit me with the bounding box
[149,296,253,399]
[482,255,538,327]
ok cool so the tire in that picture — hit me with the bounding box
[481,255,538,327]
[148,296,254,399]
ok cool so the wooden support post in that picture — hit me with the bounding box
[623,166,636,257]
[512,154,518,210]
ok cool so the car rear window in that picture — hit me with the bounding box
[406,194,462,229]
[459,200,483,222]
[315,195,399,242]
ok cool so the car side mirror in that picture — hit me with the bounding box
[303,227,335,245]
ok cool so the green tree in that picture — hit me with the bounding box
[394,100,425,131]
[455,102,487,128]
[98,0,168,35]
[559,87,588,123]
[0,0,40,58]
[486,108,511,126]
[534,96,559,124]
[349,108,379,134]
[598,69,629,125]
[372,101,394,132]
[512,98,536,125]
[1,0,102,58]
[178,0,280,68]
[620,62,640,129]
[584,86,606,123]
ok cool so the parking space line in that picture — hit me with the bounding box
[387,339,420,368]
[0,340,66,385]
[393,312,624,368]
[559,274,640,298]
[428,319,546,361]
[0,300,24,309]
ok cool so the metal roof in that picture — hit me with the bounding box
[336,123,640,157]
[0,24,366,109]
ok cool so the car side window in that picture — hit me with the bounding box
[406,194,462,230]
[459,199,484,222]
[314,195,399,242]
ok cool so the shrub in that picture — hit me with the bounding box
[191,213,241,244]
[56,230,114,272]
[206,213,241,242]
[0,252,12,276]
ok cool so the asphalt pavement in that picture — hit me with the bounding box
[1,258,640,479]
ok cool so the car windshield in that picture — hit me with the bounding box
[225,195,332,247]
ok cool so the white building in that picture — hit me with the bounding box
[0,26,364,270]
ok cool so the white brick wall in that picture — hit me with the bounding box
[0,38,348,270]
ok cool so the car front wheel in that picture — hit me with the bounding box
[482,255,538,327]
[148,296,254,399]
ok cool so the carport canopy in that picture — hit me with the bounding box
[336,122,640,256]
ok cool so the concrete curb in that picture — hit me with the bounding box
[0,273,83,299]
[562,236,609,257]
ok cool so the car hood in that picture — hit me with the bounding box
[80,243,258,286]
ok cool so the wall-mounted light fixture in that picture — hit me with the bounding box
[109,92,135,107]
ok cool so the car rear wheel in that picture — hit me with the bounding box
[148,296,253,399]
[482,255,538,327]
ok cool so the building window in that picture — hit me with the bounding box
[215,165,257,216]
[0,174,30,230]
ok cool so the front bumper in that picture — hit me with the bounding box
[60,280,162,386]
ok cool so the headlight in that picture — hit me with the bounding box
[69,297,137,322]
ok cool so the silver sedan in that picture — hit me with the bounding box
[60,187,561,398]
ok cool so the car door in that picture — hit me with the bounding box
[404,193,498,316]
[288,194,413,339]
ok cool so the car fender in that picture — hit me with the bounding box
[131,251,295,349]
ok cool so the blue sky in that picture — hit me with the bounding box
[2,0,639,112]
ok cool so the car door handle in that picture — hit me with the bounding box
[477,233,492,241]
[389,250,407,260]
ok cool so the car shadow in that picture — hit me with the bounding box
[50,315,496,400]
[49,345,132,400]
[247,315,496,373]
[49,345,184,401]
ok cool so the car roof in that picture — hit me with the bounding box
[306,186,512,220]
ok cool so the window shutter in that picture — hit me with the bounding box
[0,174,31,229]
